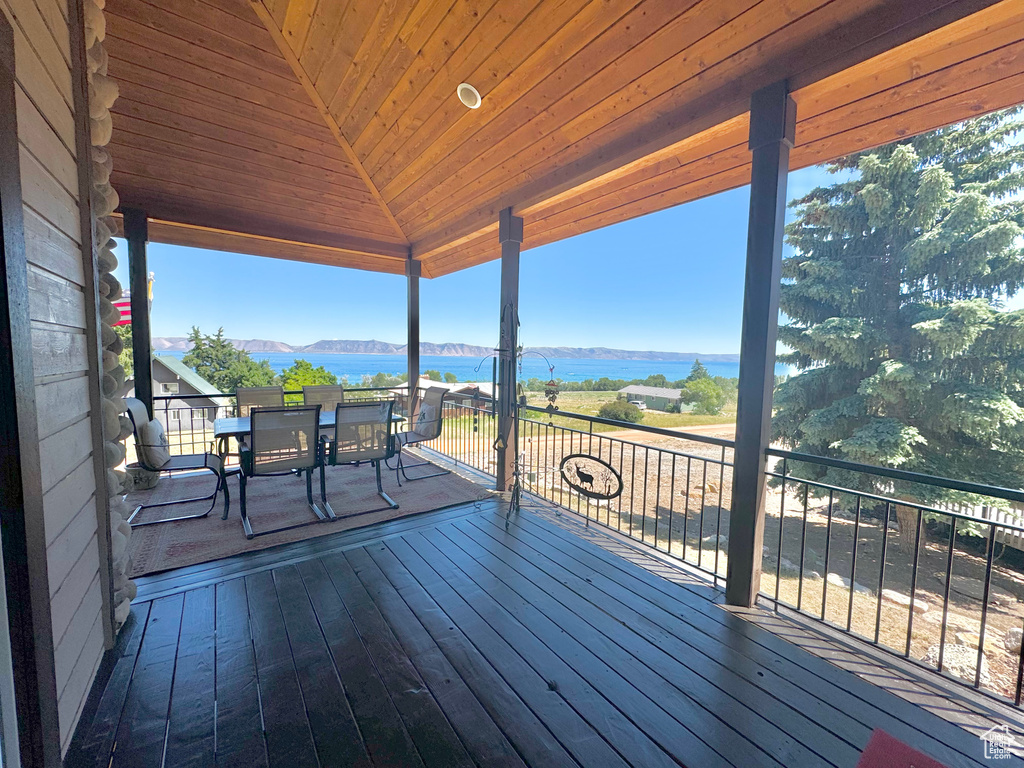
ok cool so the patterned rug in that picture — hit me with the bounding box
[126,458,492,577]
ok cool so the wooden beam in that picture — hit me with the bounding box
[496,208,523,492]
[247,0,408,246]
[124,209,152,415]
[109,215,410,275]
[0,13,62,766]
[726,81,795,608]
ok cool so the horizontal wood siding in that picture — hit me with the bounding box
[1,0,105,753]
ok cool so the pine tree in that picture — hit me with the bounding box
[685,358,710,382]
[773,108,1024,507]
[182,327,276,393]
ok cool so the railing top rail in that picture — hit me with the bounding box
[524,416,732,466]
[766,468,1024,531]
[152,384,405,402]
[769,448,1024,505]
[519,404,736,448]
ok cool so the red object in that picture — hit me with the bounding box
[856,730,949,768]
[113,298,131,326]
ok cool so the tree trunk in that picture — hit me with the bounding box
[895,504,920,553]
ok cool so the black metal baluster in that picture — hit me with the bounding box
[555,426,563,508]
[668,454,677,556]
[1015,616,1024,706]
[975,524,997,688]
[905,508,924,658]
[797,489,809,612]
[641,449,650,543]
[571,431,580,516]
[775,458,787,604]
[847,496,862,632]
[875,502,891,645]
[683,456,692,561]
[654,449,662,549]
[715,445,726,577]
[629,444,637,535]
[548,421,557,505]
[937,517,958,673]
[698,460,708,570]
[588,435,597,521]
[617,441,625,532]
[605,437,613,527]
[551,423,559,507]
[821,490,834,620]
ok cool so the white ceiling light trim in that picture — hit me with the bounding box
[457,83,482,109]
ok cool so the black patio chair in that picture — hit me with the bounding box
[237,405,329,538]
[235,385,283,417]
[319,400,399,518]
[302,384,344,409]
[388,386,450,485]
[124,397,229,526]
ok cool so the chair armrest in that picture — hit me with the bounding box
[239,439,253,476]
[319,433,332,466]
[203,453,225,474]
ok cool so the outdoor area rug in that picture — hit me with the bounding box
[126,457,492,577]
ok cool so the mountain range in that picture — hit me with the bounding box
[151,337,739,362]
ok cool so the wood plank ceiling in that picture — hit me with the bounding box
[103,0,1023,277]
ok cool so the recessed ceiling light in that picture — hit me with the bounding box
[457,83,482,109]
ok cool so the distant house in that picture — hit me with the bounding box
[150,354,223,432]
[394,379,495,409]
[618,384,684,412]
[447,382,495,407]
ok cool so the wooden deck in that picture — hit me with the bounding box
[65,499,1018,768]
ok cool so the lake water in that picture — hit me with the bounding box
[155,351,768,383]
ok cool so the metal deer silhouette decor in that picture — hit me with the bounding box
[559,455,623,501]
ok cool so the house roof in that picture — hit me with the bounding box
[104,1,1024,277]
[619,385,682,399]
[152,354,222,397]
[394,379,495,398]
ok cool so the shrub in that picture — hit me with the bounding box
[682,378,726,415]
[598,400,643,423]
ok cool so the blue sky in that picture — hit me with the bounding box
[110,165,840,354]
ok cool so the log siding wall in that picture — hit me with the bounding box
[0,0,107,753]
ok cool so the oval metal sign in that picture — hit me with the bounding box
[559,454,623,500]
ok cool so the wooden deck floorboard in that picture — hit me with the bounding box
[65,500,1021,767]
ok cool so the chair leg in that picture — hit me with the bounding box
[221,472,231,520]
[307,468,328,521]
[319,464,336,520]
[375,461,398,509]
[396,445,451,483]
[127,467,222,527]
[239,474,254,539]
[237,468,330,538]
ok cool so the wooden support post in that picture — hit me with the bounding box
[124,208,152,414]
[726,81,796,608]
[407,256,420,410]
[496,208,523,492]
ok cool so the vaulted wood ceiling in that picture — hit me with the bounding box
[104,0,1024,277]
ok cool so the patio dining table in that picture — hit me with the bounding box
[213,410,404,452]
